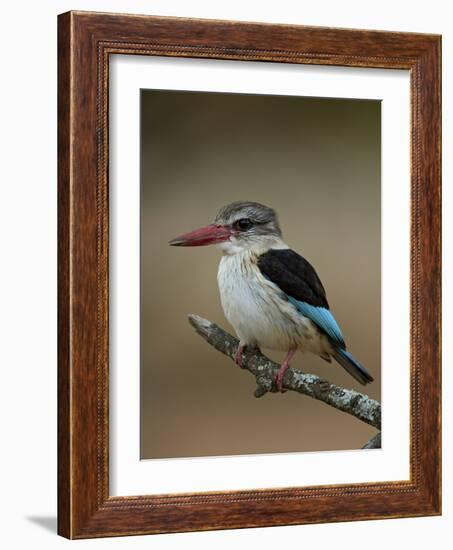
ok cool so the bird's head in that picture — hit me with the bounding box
[169,201,283,254]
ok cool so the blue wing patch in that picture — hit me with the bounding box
[287,296,345,349]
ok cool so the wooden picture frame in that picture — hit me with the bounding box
[58,10,441,539]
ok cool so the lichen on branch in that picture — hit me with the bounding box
[188,313,381,431]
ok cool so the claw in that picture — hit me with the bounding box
[275,368,287,393]
[235,343,246,368]
[274,349,297,393]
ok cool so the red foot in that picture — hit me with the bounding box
[235,343,246,368]
[275,365,288,392]
[275,349,297,392]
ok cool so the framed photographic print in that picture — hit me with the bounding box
[58,11,441,539]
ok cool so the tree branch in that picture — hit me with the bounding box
[362,432,382,449]
[188,314,381,430]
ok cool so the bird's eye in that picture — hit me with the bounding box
[234,218,253,231]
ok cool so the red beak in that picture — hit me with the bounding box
[169,224,232,247]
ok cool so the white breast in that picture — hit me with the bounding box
[217,251,321,352]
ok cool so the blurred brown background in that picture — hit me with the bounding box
[140,90,381,459]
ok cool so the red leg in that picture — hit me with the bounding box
[235,343,246,368]
[275,349,297,392]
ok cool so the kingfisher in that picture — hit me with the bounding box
[169,201,373,391]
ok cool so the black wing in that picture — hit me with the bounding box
[257,249,329,308]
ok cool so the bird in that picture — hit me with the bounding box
[169,201,373,392]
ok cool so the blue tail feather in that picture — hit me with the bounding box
[333,348,374,385]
